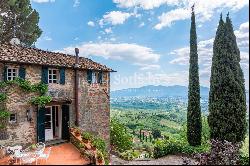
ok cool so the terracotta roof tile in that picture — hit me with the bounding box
[0,43,114,72]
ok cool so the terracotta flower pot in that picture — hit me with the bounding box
[82,138,89,144]
[91,146,96,151]
[75,132,81,137]
[69,128,74,132]
[97,159,104,164]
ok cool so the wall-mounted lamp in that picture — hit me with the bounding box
[26,110,33,122]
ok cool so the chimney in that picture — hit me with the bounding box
[75,48,79,67]
[74,48,80,126]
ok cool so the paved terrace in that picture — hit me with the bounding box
[0,143,90,165]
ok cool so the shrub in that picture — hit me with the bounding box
[82,132,93,141]
[153,135,210,159]
[152,129,161,139]
[119,150,140,160]
[239,136,249,165]
[92,136,109,164]
[111,118,133,152]
[194,139,241,165]
[92,137,106,153]
[239,154,249,165]
[153,137,183,158]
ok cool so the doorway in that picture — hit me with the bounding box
[45,105,61,141]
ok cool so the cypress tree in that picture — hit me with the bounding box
[208,14,247,143]
[139,129,142,141]
[187,5,202,146]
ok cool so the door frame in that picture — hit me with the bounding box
[44,105,62,141]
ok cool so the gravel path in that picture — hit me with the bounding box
[111,154,198,165]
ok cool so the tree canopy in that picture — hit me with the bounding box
[0,0,42,46]
[208,14,247,143]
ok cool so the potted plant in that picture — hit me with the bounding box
[84,150,95,164]
[75,129,81,137]
[92,137,106,153]
[81,132,93,144]
[91,145,97,151]
[96,151,104,164]
[30,144,36,150]
[69,127,74,133]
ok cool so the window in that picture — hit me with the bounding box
[7,68,18,81]
[48,69,60,83]
[87,70,104,84]
[92,72,98,84]
[9,114,17,123]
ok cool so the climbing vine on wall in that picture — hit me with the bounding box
[30,96,52,107]
[0,109,10,130]
[0,93,7,102]
[0,78,51,107]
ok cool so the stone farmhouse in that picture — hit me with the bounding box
[0,42,114,147]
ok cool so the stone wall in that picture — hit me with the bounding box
[78,72,110,147]
[0,62,111,147]
[0,84,39,147]
[0,63,40,147]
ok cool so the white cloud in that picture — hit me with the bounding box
[139,22,145,27]
[110,37,116,41]
[99,11,132,26]
[113,0,180,10]
[153,0,249,30]
[87,21,95,27]
[31,0,55,3]
[44,36,52,41]
[105,27,113,34]
[170,21,249,89]
[235,21,249,48]
[155,8,190,30]
[135,63,161,70]
[57,42,160,70]
[73,0,80,7]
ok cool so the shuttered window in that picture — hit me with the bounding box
[87,70,103,84]
[48,69,60,84]
[41,66,48,84]
[19,66,26,80]
[59,68,65,85]
[7,67,18,81]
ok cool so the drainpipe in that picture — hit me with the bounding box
[74,48,80,126]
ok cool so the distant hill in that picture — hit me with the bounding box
[111,85,210,98]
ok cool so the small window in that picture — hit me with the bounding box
[92,72,98,84]
[9,114,17,123]
[48,69,60,84]
[7,68,18,81]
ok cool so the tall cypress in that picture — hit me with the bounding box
[208,14,247,143]
[187,5,202,146]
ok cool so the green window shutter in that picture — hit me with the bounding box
[3,66,7,81]
[37,107,45,143]
[41,66,48,84]
[87,70,92,84]
[98,71,103,84]
[19,66,26,80]
[59,68,65,85]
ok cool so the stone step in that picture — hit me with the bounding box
[45,139,68,146]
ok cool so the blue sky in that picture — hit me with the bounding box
[31,0,249,91]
